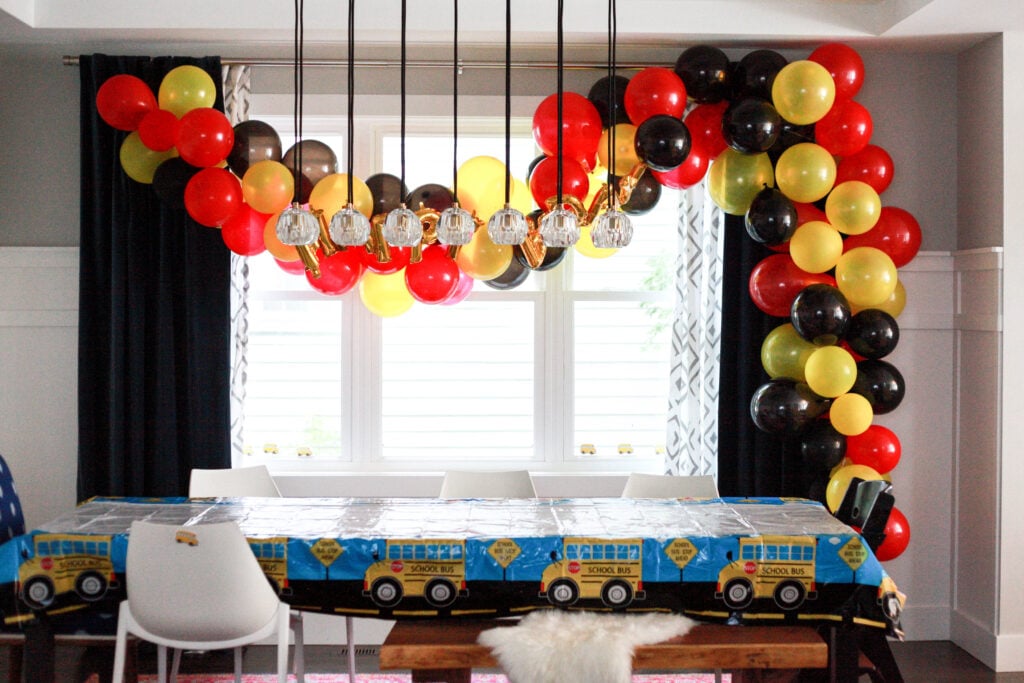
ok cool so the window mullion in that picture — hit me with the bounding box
[348,289,383,466]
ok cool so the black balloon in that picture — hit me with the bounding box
[851,360,905,414]
[152,157,201,209]
[791,283,851,345]
[228,120,282,177]
[526,154,546,181]
[845,309,900,359]
[282,140,338,204]
[745,186,797,245]
[732,50,789,101]
[621,172,662,215]
[634,115,691,172]
[723,97,782,154]
[365,173,408,216]
[588,75,631,128]
[405,184,456,212]
[484,256,529,290]
[674,45,732,103]
[514,244,566,272]
[800,421,847,472]
[750,378,831,434]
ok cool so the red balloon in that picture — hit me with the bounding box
[815,100,873,157]
[683,102,729,160]
[137,109,180,152]
[275,257,307,275]
[532,93,603,171]
[177,108,235,168]
[808,43,865,101]
[842,206,921,268]
[529,155,590,207]
[96,75,157,131]
[748,254,836,318]
[360,245,412,275]
[184,167,242,227]
[221,204,269,256]
[875,507,910,561]
[624,67,687,125]
[836,144,895,195]
[405,245,459,304]
[846,424,901,473]
[794,202,828,226]
[307,248,364,295]
[651,146,709,189]
[442,268,475,305]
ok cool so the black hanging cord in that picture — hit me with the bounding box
[292,0,304,204]
[556,0,564,204]
[606,0,616,202]
[451,0,459,203]
[503,0,512,205]
[346,0,356,206]
[399,0,407,196]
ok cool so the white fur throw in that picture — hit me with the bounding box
[477,610,697,683]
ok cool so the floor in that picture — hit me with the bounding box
[3,640,1024,683]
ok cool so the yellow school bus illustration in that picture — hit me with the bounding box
[716,534,818,610]
[18,534,118,609]
[248,537,292,596]
[539,537,645,608]
[362,539,467,609]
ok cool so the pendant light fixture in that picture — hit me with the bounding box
[486,0,529,246]
[382,0,423,247]
[538,0,580,247]
[329,0,372,247]
[276,0,320,247]
[590,0,633,248]
[436,0,476,246]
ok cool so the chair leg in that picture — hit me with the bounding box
[291,612,305,682]
[346,615,357,682]
[170,647,181,682]
[234,646,244,682]
[277,605,291,683]
[112,606,129,683]
[157,644,168,683]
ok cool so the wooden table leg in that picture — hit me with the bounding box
[411,668,473,683]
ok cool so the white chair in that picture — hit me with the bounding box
[439,469,538,498]
[111,521,303,683]
[188,465,282,498]
[620,473,719,499]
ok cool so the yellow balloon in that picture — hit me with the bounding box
[761,323,818,381]
[359,270,415,317]
[835,247,898,308]
[262,212,299,262]
[826,181,882,235]
[597,124,641,176]
[804,345,857,398]
[456,227,513,279]
[575,224,619,259]
[853,279,906,318]
[242,160,294,215]
[119,131,176,184]
[775,143,836,204]
[456,156,507,218]
[829,392,874,436]
[772,60,836,125]
[158,65,217,118]
[707,149,775,215]
[825,463,882,512]
[585,167,606,207]
[308,173,374,219]
[789,220,843,274]
[509,177,534,216]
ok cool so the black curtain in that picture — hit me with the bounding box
[77,54,231,500]
[716,213,808,498]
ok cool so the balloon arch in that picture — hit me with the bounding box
[95,43,917,560]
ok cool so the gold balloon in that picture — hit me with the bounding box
[829,392,874,437]
[707,149,775,215]
[597,124,641,176]
[825,463,882,512]
[826,180,882,235]
[804,345,857,398]
[456,156,507,219]
[359,270,415,317]
[775,143,836,204]
[575,224,618,259]
[242,160,294,215]
[119,131,176,184]
[789,220,843,274]
[158,65,217,118]
[456,226,513,279]
[835,246,898,308]
[772,60,836,126]
[308,173,374,219]
[761,323,818,382]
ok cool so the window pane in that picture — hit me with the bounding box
[381,300,535,460]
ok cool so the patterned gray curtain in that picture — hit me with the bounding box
[664,182,723,476]
[222,64,252,464]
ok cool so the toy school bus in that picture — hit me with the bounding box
[539,537,646,608]
[18,533,118,609]
[716,534,818,610]
[248,537,292,596]
[362,538,467,609]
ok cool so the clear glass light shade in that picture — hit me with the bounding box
[590,207,634,248]
[382,206,423,247]
[328,205,371,246]
[539,206,580,247]
[436,206,476,245]
[275,203,320,246]
[487,205,529,245]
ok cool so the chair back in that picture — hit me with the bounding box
[188,465,281,498]
[0,453,25,540]
[125,520,280,642]
[439,469,537,498]
[621,473,719,499]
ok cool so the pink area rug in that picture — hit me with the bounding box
[114,674,728,682]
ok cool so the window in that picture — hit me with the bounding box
[235,105,679,473]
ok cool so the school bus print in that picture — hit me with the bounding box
[716,534,818,610]
[248,537,292,596]
[539,537,646,608]
[18,533,119,610]
[362,538,467,609]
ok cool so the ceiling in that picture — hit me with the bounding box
[0,0,1020,60]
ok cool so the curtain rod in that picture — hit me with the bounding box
[62,55,658,70]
